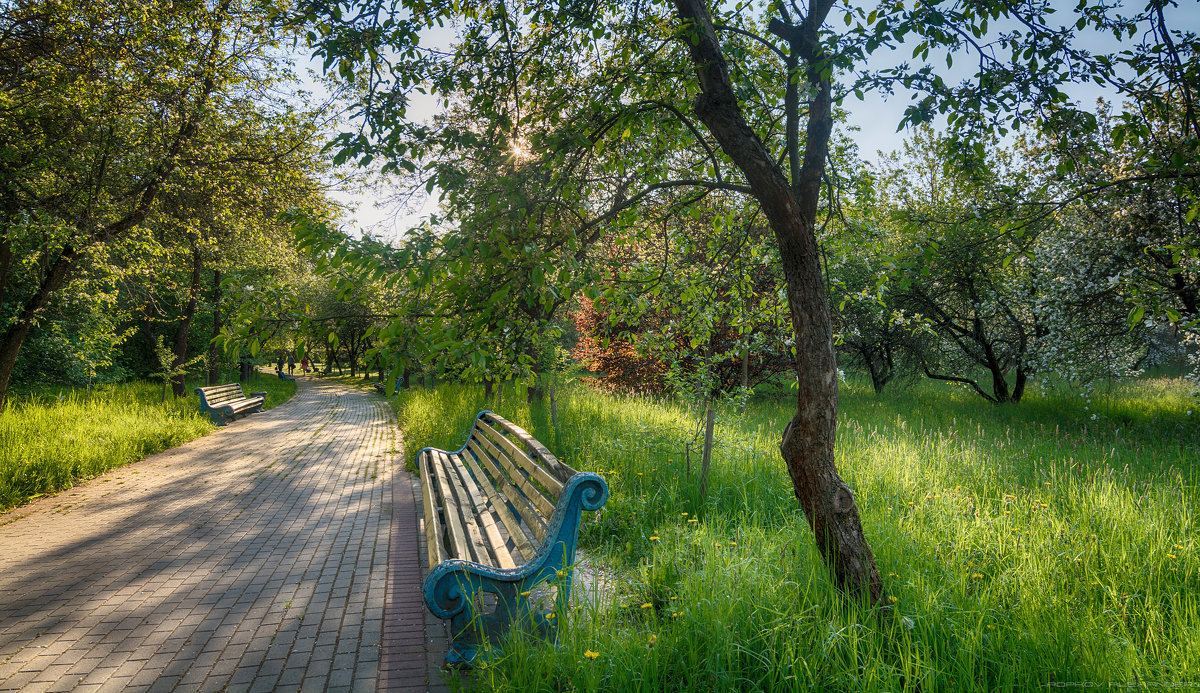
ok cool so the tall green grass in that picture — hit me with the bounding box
[0,373,296,513]
[391,377,1200,692]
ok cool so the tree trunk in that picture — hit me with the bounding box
[698,401,716,499]
[171,243,202,397]
[527,375,544,404]
[208,268,222,385]
[672,0,884,605]
[0,245,78,409]
[741,341,750,412]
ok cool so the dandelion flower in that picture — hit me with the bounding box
[730,542,737,547]
[649,535,660,541]
[557,569,567,578]
[641,603,652,609]
[972,573,984,579]
[520,591,531,597]
[681,512,688,517]
[1167,553,1178,560]
[584,650,599,660]
[888,596,898,604]
[688,518,698,524]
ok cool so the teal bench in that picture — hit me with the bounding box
[418,411,608,665]
[194,383,266,426]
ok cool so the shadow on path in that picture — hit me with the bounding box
[0,377,408,693]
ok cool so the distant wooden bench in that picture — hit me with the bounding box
[373,375,401,395]
[275,369,295,382]
[194,383,267,426]
[418,411,608,665]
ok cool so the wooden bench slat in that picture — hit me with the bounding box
[438,450,494,567]
[449,453,516,571]
[484,413,577,483]
[194,383,265,426]
[466,438,547,544]
[429,450,474,563]
[418,410,610,666]
[459,446,537,563]
[471,429,557,519]
[476,419,564,499]
[419,451,447,569]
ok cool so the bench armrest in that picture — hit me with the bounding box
[250,392,268,399]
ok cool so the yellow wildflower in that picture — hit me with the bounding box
[584,650,599,660]
[520,591,531,597]
[641,603,652,609]
[972,573,984,579]
[681,512,688,516]
[688,518,698,524]
[729,542,737,547]
[1167,554,1178,560]
[649,535,660,541]
[647,634,657,646]
[888,596,898,604]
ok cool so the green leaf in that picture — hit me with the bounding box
[1126,305,1145,329]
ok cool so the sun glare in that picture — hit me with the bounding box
[510,137,531,161]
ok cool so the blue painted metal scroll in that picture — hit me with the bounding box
[418,415,608,665]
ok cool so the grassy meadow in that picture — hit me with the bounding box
[392,377,1199,692]
[0,372,296,513]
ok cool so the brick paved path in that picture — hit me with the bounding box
[0,377,446,693]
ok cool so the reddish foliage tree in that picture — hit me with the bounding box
[571,296,669,394]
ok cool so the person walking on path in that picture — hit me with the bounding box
[287,352,295,375]
[277,352,285,375]
[300,356,310,374]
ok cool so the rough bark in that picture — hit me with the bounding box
[0,246,78,409]
[672,0,884,605]
[171,243,202,397]
[208,268,222,385]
